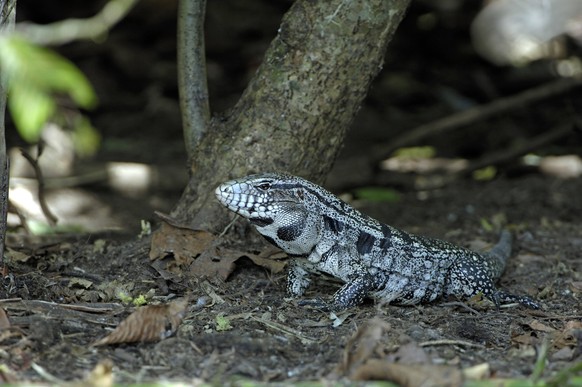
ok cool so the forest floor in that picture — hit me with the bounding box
[1,0,581,384]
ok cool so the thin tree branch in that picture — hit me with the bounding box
[19,148,58,226]
[15,0,139,45]
[372,77,582,161]
[460,122,575,176]
[0,159,8,264]
[177,0,210,160]
[0,0,15,265]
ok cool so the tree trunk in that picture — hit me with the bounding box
[171,0,410,232]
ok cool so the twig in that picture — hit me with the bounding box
[31,362,64,384]
[383,121,576,190]
[177,0,210,160]
[252,316,317,345]
[440,301,480,315]
[459,121,575,176]
[419,339,484,349]
[15,0,140,46]
[0,0,14,265]
[19,148,58,226]
[0,158,9,264]
[8,200,31,234]
[372,77,582,160]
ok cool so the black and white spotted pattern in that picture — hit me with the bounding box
[215,172,539,310]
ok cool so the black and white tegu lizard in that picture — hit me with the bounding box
[215,172,539,311]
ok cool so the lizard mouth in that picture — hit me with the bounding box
[215,184,262,217]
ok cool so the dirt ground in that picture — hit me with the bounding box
[1,0,581,384]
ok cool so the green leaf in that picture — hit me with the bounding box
[132,295,148,306]
[0,36,98,142]
[215,314,232,331]
[353,187,401,203]
[392,146,436,159]
[8,84,55,141]
[479,218,493,232]
[72,115,101,156]
[472,166,497,181]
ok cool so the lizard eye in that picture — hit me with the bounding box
[257,182,271,191]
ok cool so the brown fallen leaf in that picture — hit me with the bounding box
[512,333,538,346]
[335,318,391,377]
[92,297,189,346]
[0,308,10,330]
[149,221,215,264]
[216,246,288,275]
[386,341,430,364]
[150,220,236,279]
[5,248,32,263]
[189,245,239,280]
[150,218,286,280]
[351,360,463,387]
[528,319,556,333]
[569,281,582,293]
[553,320,582,348]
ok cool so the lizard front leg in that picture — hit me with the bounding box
[286,259,316,296]
[297,269,380,311]
[299,243,382,310]
[331,273,379,309]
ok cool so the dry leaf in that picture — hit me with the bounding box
[189,246,239,280]
[245,248,287,273]
[352,360,463,386]
[0,308,10,330]
[385,342,431,364]
[528,320,556,333]
[336,318,390,376]
[200,280,225,305]
[5,248,32,263]
[553,320,582,348]
[150,217,287,280]
[92,297,189,346]
[150,222,238,280]
[150,222,215,264]
[512,333,538,346]
[68,278,94,289]
[569,281,582,293]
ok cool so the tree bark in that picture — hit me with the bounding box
[177,0,210,161]
[172,0,410,232]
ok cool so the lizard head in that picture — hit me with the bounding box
[214,173,306,225]
[215,173,320,255]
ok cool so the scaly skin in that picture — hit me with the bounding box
[215,172,539,310]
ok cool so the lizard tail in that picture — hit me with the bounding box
[483,230,513,280]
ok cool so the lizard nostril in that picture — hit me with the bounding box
[215,185,230,199]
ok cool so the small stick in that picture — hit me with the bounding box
[373,77,582,161]
[19,148,58,226]
[460,122,575,176]
[0,158,8,265]
[419,339,484,349]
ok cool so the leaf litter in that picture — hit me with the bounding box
[92,296,189,346]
